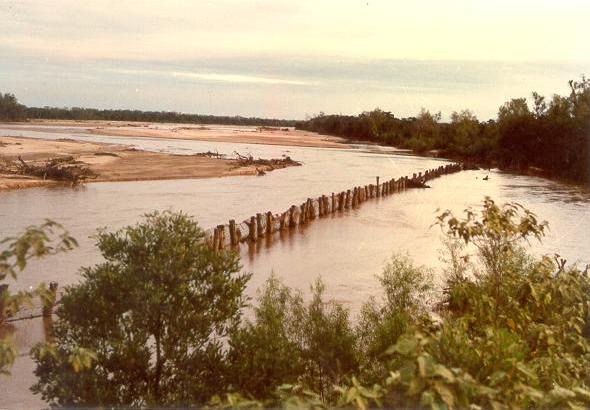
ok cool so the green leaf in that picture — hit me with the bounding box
[433,381,455,409]
[434,365,456,383]
[394,335,418,356]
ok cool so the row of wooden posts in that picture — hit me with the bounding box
[208,163,463,251]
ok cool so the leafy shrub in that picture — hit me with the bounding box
[32,211,250,407]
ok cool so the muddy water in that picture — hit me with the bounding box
[1,126,589,408]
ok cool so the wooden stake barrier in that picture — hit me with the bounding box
[208,163,464,249]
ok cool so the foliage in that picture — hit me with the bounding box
[31,211,250,407]
[356,254,433,381]
[0,92,26,121]
[0,220,76,374]
[24,106,295,127]
[297,77,590,183]
[227,276,358,403]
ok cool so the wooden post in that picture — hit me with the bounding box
[289,205,298,227]
[338,192,345,211]
[331,193,336,213]
[236,227,242,243]
[217,225,225,250]
[376,176,380,197]
[279,212,286,230]
[211,227,219,251]
[249,216,257,241]
[300,203,306,224]
[256,213,264,237]
[229,220,237,246]
[308,198,316,219]
[266,212,273,235]
[42,281,58,317]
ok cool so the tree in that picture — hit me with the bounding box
[0,220,76,374]
[449,110,480,155]
[32,211,250,407]
[227,275,306,399]
[227,276,358,403]
[0,92,26,121]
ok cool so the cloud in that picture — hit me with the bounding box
[105,68,310,86]
[170,71,310,86]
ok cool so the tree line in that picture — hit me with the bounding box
[296,78,590,183]
[0,95,295,127]
[24,106,296,127]
[2,203,590,408]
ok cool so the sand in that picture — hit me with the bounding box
[0,136,297,191]
[4,119,346,149]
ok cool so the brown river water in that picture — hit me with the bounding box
[1,125,589,408]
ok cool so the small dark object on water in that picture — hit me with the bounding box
[483,175,489,181]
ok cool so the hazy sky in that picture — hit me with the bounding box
[1,0,589,119]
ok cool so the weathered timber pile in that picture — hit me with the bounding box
[0,155,96,185]
[205,162,463,250]
[233,151,301,168]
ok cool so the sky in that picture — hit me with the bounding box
[0,0,589,120]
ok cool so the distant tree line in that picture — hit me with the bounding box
[0,94,295,127]
[0,93,27,121]
[296,78,590,183]
[24,106,296,127]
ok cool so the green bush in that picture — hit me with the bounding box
[227,276,358,403]
[32,211,250,407]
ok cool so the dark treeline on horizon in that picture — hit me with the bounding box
[0,96,296,127]
[25,106,297,127]
[296,78,590,184]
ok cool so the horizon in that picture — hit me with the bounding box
[1,0,589,121]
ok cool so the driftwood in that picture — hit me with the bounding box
[193,151,225,158]
[232,151,301,169]
[0,156,96,185]
[94,152,120,157]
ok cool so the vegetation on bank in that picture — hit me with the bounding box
[2,199,588,408]
[296,78,590,183]
[0,93,27,122]
[0,94,295,127]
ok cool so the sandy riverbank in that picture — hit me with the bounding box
[3,119,347,149]
[0,136,298,191]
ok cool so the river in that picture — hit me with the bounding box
[1,125,589,408]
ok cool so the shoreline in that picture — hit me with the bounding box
[0,136,300,191]
[1,119,348,149]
